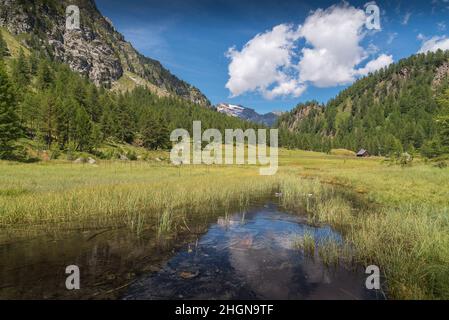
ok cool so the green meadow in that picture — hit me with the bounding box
[1,149,449,299]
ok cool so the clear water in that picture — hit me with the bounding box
[124,203,382,300]
[0,202,383,300]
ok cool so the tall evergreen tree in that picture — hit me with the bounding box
[29,52,39,76]
[36,58,53,90]
[0,61,22,159]
[141,115,159,150]
[155,117,171,150]
[72,106,93,152]
[11,49,30,88]
[38,90,56,148]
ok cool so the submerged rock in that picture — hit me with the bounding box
[179,271,200,279]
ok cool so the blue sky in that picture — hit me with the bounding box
[96,0,449,114]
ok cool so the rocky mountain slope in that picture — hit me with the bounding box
[216,103,279,126]
[278,102,323,131]
[278,50,449,154]
[0,0,210,106]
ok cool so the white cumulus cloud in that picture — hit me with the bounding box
[225,24,302,99]
[263,78,307,100]
[356,54,394,76]
[225,4,393,99]
[418,36,449,53]
[297,4,367,87]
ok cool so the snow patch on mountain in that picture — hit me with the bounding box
[216,103,280,126]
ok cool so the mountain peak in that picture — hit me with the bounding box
[216,103,279,126]
[0,0,210,106]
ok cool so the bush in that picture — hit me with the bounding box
[7,145,39,163]
[127,150,138,161]
[384,153,414,167]
[50,146,61,160]
[421,139,443,159]
[97,148,120,160]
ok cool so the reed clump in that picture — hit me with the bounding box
[295,231,316,256]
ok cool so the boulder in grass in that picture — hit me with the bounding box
[74,157,85,164]
[87,157,96,165]
[119,154,129,161]
[399,152,413,167]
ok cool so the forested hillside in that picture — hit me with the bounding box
[0,31,260,161]
[0,0,210,106]
[278,50,449,157]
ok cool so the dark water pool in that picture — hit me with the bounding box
[124,203,382,300]
[0,202,383,300]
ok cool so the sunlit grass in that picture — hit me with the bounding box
[0,161,278,229]
[276,153,449,299]
[318,239,342,267]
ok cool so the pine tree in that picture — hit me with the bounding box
[11,49,30,88]
[0,61,22,159]
[73,106,93,152]
[54,97,73,148]
[36,59,53,90]
[100,98,118,140]
[141,115,159,150]
[155,116,171,150]
[29,52,39,76]
[420,138,442,158]
[20,92,40,133]
[38,90,57,148]
[90,123,102,150]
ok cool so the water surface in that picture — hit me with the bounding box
[0,202,383,300]
[124,203,381,300]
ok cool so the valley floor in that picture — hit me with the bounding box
[1,149,448,299]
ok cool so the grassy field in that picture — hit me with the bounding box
[1,149,448,299]
[282,150,449,299]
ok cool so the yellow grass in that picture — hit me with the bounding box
[330,148,356,157]
[0,28,30,58]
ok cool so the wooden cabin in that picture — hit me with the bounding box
[356,149,370,157]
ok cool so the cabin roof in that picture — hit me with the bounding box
[357,149,368,156]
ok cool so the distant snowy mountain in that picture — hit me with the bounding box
[216,103,279,126]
